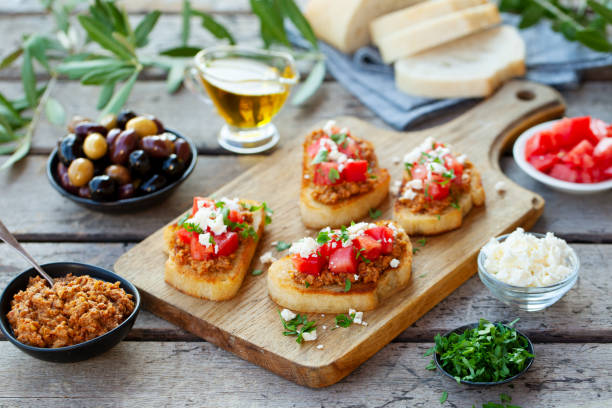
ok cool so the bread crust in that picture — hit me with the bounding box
[393,164,485,235]
[163,200,265,301]
[267,222,412,313]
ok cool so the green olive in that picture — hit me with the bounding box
[100,113,118,130]
[126,116,158,138]
[68,158,94,187]
[83,133,108,160]
[105,164,131,185]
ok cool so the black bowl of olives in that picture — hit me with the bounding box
[47,110,197,211]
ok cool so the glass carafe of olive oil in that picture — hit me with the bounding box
[189,46,299,154]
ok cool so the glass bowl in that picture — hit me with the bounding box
[477,232,580,311]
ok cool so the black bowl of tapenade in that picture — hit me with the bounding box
[0,262,140,362]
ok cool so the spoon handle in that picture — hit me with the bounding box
[0,219,55,287]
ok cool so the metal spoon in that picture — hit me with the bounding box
[0,219,54,287]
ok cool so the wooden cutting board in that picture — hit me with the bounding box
[114,80,564,387]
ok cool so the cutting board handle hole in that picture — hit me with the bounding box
[516,90,536,101]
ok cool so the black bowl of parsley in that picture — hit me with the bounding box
[428,319,534,386]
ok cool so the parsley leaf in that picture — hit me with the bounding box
[417,238,426,246]
[312,148,328,164]
[181,222,204,234]
[500,394,512,403]
[252,269,263,276]
[344,278,351,292]
[339,225,349,243]
[328,167,340,183]
[316,230,331,245]
[305,282,310,288]
[404,162,413,177]
[177,213,190,226]
[369,208,382,219]
[330,132,347,145]
[278,311,317,344]
[334,312,355,328]
[451,200,460,209]
[275,241,291,251]
[440,391,448,404]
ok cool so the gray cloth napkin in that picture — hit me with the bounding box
[289,14,612,130]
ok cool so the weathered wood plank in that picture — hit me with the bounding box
[1,243,610,342]
[0,341,610,406]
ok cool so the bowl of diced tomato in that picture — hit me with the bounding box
[513,116,612,194]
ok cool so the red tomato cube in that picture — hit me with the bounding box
[365,226,394,254]
[328,246,357,274]
[341,160,368,182]
[307,138,324,158]
[177,227,193,244]
[292,254,322,276]
[313,162,341,185]
[590,118,608,142]
[228,210,244,224]
[594,138,612,168]
[190,234,214,261]
[562,140,595,168]
[215,231,239,257]
[338,138,361,159]
[525,130,555,157]
[548,163,579,183]
[528,153,558,172]
[444,155,464,182]
[353,235,382,260]
[425,176,450,201]
[552,117,591,148]
[411,164,428,180]
[192,196,212,215]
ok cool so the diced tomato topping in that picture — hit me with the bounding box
[562,140,595,168]
[590,118,608,142]
[307,138,324,158]
[425,176,450,201]
[215,231,239,257]
[525,129,555,157]
[549,163,579,183]
[228,210,244,224]
[313,162,341,185]
[353,235,382,260]
[317,239,341,259]
[444,155,464,183]
[365,226,394,254]
[177,227,193,244]
[411,164,428,180]
[341,160,368,182]
[192,196,212,215]
[552,117,591,148]
[190,234,214,261]
[328,246,357,274]
[594,138,612,168]
[528,153,558,172]
[292,254,322,276]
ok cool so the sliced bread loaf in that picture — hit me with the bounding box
[394,25,526,98]
[370,0,487,44]
[377,3,501,63]
[304,0,423,54]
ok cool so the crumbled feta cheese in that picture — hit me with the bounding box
[323,120,336,135]
[198,232,212,247]
[361,321,368,327]
[271,241,278,246]
[456,154,467,164]
[304,174,310,179]
[219,197,241,212]
[482,228,573,287]
[289,237,318,258]
[321,314,325,317]
[316,344,324,350]
[495,181,507,195]
[428,162,447,175]
[208,214,227,235]
[390,180,402,196]
[353,311,363,325]
[406,179,422,190]
[302,330,317,342]
[354,274,359,281]
[403,149,421,165]
[389,258,400,268]
[401,188,417,200]
[259,251,277,264]
[322,325,327,330]
[280,309,296,321]
[392,156,400,165]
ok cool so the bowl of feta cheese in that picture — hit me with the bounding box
[477,228,579,311]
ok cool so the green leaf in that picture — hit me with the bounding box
[0,143,18,154]
[45,97,65,126]
[0,48,23,70]
[101,69,139,115]
[278,0,318,49]
[159,46,202,57]
[275,241,291,251]
[134,11,161,48]
[250,0,290,47]
[81,67,135,85]
[587,0,612,24]
[57,58,128,78]
[252,269,263,276]
[0,92,21,123]
[193,11,236,44]
[104,1,131,37]
[97,81,115,110]
[344,278,351,292]
[78,15,134,60]
[440,391,448,404]
[291,60,325,106]
[575,28,612,52]
[21,50,37,108]
[0,133,31,170]
[0,115,18,142]
[519,3,544,28]
[182,0,191,46]
[166,61,185,93]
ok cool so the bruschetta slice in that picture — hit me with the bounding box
[393,137,485,235]
[163,196,267,301]
[299,121,390,229]
[267,221,412,313]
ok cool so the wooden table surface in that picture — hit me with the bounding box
[1,2,611,407]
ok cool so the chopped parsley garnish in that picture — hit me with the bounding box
[369,173,377,179]
[369,208,382,219]
[328,167,340,183]
[214,201,225,208]
[246,202,273,224]
[334,312,355,328]
[278,311,316,344]
[413,247,420,254]
[442,168,455,179]
[440,391,448,404]
[252,269,263,276]
[275,241,291,251]
[404,162,413,177]
[209,235,216,245]
[305,282,310,288]
[181,222,204,234]
[312,148,328,164]
[436,214,441,220]
[433,157,443,164]
[451,200,460,209]
[425,318,533,384]
[413,238,426,254]
[500,394,512,403]
[344,278,351,292]
[330,132,347,146]
[339,225,350,243]
[316,230,331,245]
[222,207,258,240]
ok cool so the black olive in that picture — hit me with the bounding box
[118,183,135,200]
[78,186,91,199]
[174,138,192,163]
[139,174,167,194]
[56,162,78,194]
[117,110,137,129]
[162,154,185,179]
[88,175,117,201]
[74,122,107,140]
[129,149,151,176]
[57,134,83,166]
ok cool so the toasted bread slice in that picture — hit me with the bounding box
[393,165,485,235]
[163,199,265,301]
[267,222,412,313]
[300,169,391,229]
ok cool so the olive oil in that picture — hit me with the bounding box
[199,58,292,128]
